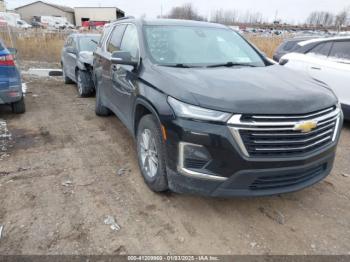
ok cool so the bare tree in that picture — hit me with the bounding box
[306,11,334,26]
[211,9,239,25]
[164,3,206,21]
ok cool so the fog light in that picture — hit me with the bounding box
[180,142,211,170]
[178,142,228,181]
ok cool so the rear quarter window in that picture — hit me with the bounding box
[306,42,332,57]
[329,41,350,61]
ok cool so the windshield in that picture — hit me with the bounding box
[79,36,100,52]
[144,25,265,67]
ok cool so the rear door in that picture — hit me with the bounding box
[66,38,78,80]
[62,36,77,80]
[314,40,350,106]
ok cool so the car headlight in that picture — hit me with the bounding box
[168,97,232,122]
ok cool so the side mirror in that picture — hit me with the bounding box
[111,51,138,67]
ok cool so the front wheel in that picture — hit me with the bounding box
[76,70,93,97]
[137,115,168,192]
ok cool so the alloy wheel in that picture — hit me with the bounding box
[139,129,159,178]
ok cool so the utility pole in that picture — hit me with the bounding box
[160,1,163,18]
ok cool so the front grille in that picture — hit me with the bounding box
[228,106,341,157]
[249,164,326,190]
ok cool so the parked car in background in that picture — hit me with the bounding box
[16,19,32,29]
[0,40,25,113]
[94,18,343,197]
[273,36,319,62]
[61,34,101,97]
[280,37,350,120]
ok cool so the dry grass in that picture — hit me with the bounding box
[0,30,66,62]
[248,36,284,58]
[0,30,284,63]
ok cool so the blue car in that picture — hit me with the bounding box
[0,39,25,114]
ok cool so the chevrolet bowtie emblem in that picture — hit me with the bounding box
[294,120,318,133]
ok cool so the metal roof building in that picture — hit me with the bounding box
[74,7,125,27]
[14,1,75,24]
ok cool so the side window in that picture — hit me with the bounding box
[65,37,72,47]
[329,41,350,61]
[107,24,127,53]
[307,42,332,57]
[120,25,139,61]
[72,38,78,50]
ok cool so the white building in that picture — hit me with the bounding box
[74,7,125,27]
[0,0,6,12]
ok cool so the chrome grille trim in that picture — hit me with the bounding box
[228,106,341,158]
[252,129,334,144]
[254,136,332,152]
[250,107,334,120]
[228,107,340,127]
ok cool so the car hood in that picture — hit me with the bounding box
[144,64,337,115]
[78,51,93,66]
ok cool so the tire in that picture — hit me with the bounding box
[62,64,74,84]
[12,98,26,114]
[136,114,168,192]
[95,80,111,116]
[76,70,93,97]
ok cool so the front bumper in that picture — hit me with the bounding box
[164,114,343,197]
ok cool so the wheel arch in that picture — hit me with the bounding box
[133,97,162,138]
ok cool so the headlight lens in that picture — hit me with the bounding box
[168,97,232,122]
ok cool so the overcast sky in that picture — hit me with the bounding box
[6,0,350,24]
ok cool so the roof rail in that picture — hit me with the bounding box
[117,16,135,21]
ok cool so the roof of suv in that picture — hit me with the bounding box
[298,36,350,47]
[113,18,228,29]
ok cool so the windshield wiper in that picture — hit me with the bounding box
[161,63,194,68]
[207,62,258,68]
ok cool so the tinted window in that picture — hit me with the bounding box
[107,24,127,53]
[283,40,299,51]
[79,36,100,52]
[329,41,350,61]
[307,42,332,57]
[144,25,265,66]
[120,25,139,60]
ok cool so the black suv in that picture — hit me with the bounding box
[93,18,343,197]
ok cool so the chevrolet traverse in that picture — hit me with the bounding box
[93,18,343,197]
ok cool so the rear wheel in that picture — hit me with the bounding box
[95,81,111,116]
[137,115,168,192]
[76,70,93,97]
[12,98,25,114]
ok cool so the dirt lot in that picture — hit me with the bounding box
[0,71,350,255]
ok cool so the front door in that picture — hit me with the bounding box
[110,24,140,127]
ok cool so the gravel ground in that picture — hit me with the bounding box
[0,74,349,255]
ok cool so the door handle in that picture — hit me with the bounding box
[310,66,322,70]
